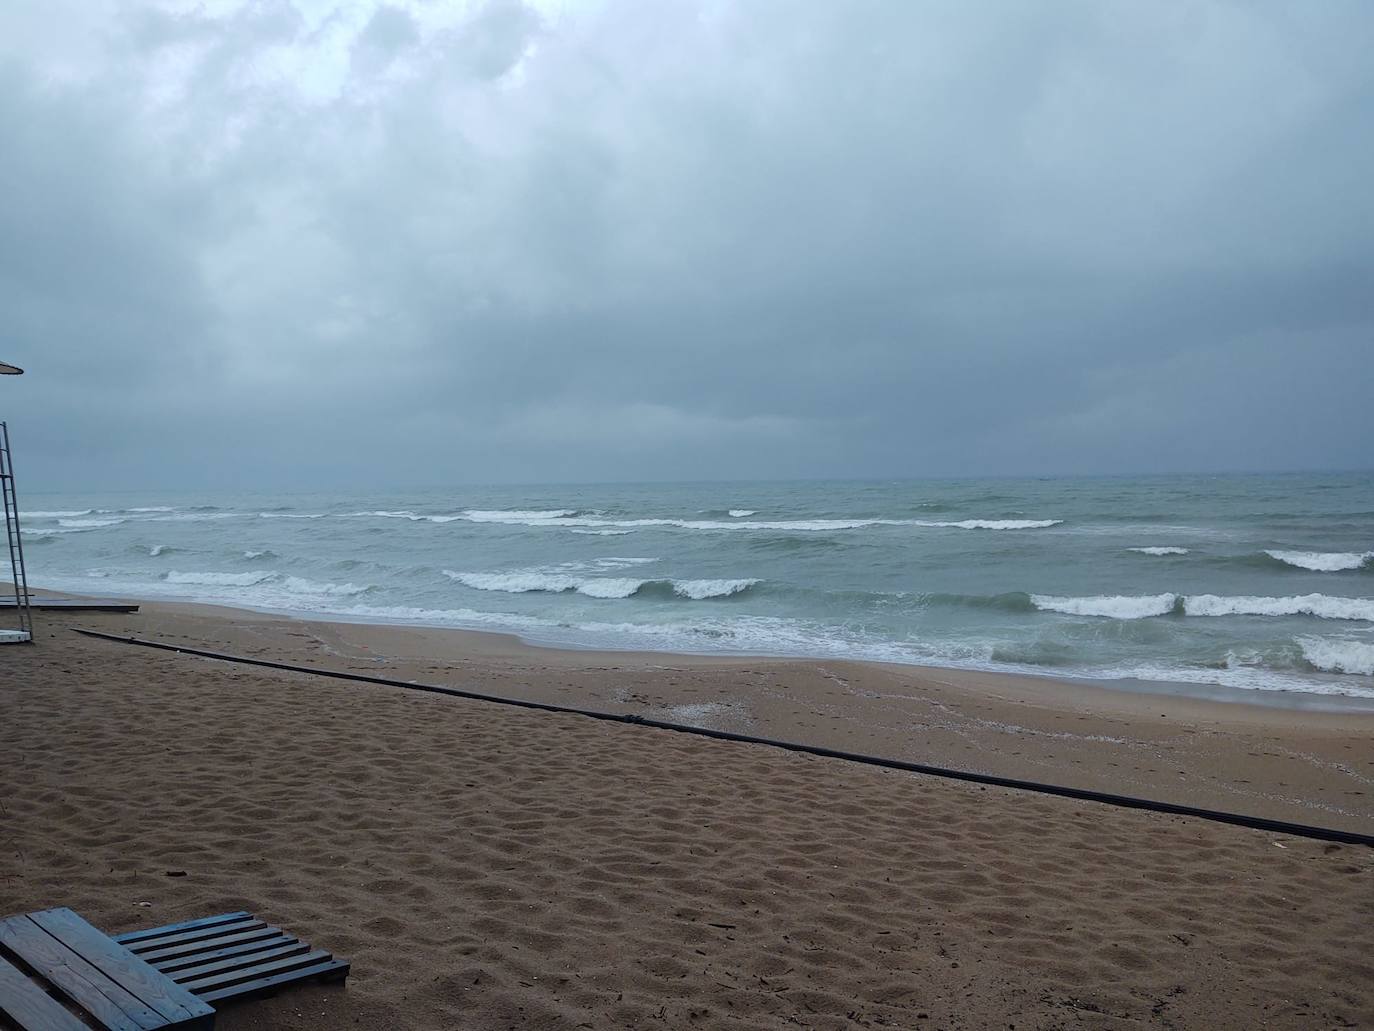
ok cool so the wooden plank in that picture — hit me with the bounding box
[134,929,279,966]
[113,917,250,950]
[0,916,160,1030]
[27,910,213,1029]
[119,923,265,959]
[166,944,310,985]
[0,599,138,612]
[0,952,90,1031]
[181,950,332,995]
[149,938,299,976]
[195,958,349,1006]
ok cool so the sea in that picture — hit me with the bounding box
[15,473,1374,703]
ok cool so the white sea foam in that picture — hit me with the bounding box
[457,510,1061,532]
[915,519,1062,530]
[1030,591,1374,622]
[444,569,758,600]
[1266,550,1374,572]
[59,517,124,528]
[22,527,83,538]
[243,550,270,559]
[571,529,633,536]
[592,557,659,568]
[259,512,328,519]
[673,578,759,600]
[1031,593,1179,619]
[354,510,464,523]
[1129,546,1190,556]
[728,510,756,517]
[279,576,368,597]
[165,570,276,587]
[25,510,93,518]
[127,506,175,513]
[1183,593,1374,621]
[149,544,169,557]
[447,570,644,598]
[462,509,578,522]
[1298,636,1374,676]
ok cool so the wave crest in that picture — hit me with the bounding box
[1031,593,1180,619]
[279,576,369,597]
[1265,550,1373,572]
[166,570,276,587]
[1183,593,1374,621]
[444,569,758,600]
[1298,636,1374,676]
[456,511,1061,533]
[1128,546,1190,556]
[1030,591,1374,621]
[916,519,1061,530]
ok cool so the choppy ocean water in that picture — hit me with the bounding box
[17,474,1374,701]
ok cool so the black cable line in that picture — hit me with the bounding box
[74,628,1374,848]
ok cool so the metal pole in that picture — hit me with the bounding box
[1,421,32,641]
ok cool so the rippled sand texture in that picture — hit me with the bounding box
[2,616,1372,1029]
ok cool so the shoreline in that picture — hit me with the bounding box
[22,589,1374,836]
[24,581,1374,715]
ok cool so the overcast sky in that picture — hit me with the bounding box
[2,0,1371,490]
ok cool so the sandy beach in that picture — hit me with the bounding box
[3,601,1373,1029]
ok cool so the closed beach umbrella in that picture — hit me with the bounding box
[0,360,21,374]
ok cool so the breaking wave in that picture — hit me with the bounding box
[1031,592,1374,622]
[1031,593,1180,619]
[161,570,367,595]
[278,576,369,597]
[1183,593,1374,621]
[353,510,466,523]
[59,517,124,529]
[462,509,580,522]
[1128,546,1190,556]
[916,519,1061,530]
[728,510,756,517]
[455,509,1061,532]
[444,569,758,600]
[1298,636,1374,676]
[1264,550,1374,572]
[166,570,276,587]
[26,509,94,518]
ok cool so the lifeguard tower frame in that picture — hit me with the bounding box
[2,358,32,644]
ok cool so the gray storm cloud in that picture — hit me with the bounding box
[1,0,1371,489]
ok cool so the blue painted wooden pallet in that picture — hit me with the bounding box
[0,908,214,1029]
[112,913,348,1006]
[0,909,349,1030]
[0,599,138,612]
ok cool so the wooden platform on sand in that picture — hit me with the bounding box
[0,598,139,612]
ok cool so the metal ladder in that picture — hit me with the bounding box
[1,420,33,643]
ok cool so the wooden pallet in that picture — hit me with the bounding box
[0,909,349,1030]
[0,908,215,1029]
[112,913,348,1006]
[0,599,138,612]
